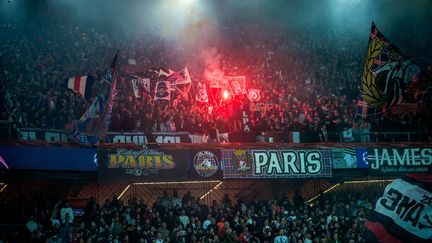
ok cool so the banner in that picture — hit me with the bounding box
[241,111,252,132]
[209,78,228,88]
[247,89,261,102]
[364,178,432,242]
[154,81,171,101]
[108,132,191,144]
[189,149,222,180]
[97,147,188,181]
[0,145,96,171]
[226,76,246,95]
[222,148,332,178]
[196,82,209,103]
[131,77,150,98]
[368,148,432,175]
[18,129,206,144]
[167,67,192,85]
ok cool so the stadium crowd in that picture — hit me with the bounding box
[0,189,376,243]
[1,21,431,142]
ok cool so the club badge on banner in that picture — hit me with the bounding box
[222,148,332,178]
[189,149,222,180]
[331,148,368,169]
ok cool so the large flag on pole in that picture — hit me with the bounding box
[359,22,431,111]
[78,92,107,133]
[82,51,118,140]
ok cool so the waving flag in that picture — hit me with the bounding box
[103,53,117,84]
[196,82,209,103]
[226,76,247,95]
[130,73,151,98]
[168,67,192,85]
[83,51,118,140]
[67,76,94,102]
[247,89,261,102]
[359,22,431,110]
[158,68,173,79]
[364,175,432,243]
[78,93,107,133]
[154,81,171,101]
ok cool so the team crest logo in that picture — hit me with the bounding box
[232,150,251,176]
[193,151,218,177]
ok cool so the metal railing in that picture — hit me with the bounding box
[333,131,422,143]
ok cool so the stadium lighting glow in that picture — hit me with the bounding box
[117,184,131,200]
[200,181,223,200]
[133,180,221,185]
[174,0,195,7]
[344,179,394,184]
[307,183,341,203]
[308,179,394,203]
[117,181,222,200]
[0,183,7,193]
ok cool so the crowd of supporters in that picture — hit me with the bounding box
[1,20,431,142]
[0,188,378,243]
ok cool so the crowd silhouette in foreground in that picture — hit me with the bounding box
[0,189,377,243]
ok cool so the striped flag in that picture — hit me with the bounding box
[67,76,94,102]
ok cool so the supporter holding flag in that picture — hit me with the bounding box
[67,75,94,102]
[79,51,118,140]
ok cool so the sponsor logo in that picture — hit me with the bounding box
[232,150,251,176]
[193,151,218,177]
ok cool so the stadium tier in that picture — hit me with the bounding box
[1,0,432,242]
